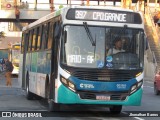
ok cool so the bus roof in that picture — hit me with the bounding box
[22,6,140,31]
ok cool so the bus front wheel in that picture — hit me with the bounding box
[109,105,122,114]
[48,99,61,112]
[46,83,61,112]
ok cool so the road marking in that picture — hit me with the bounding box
[143,86,153,88]
[122,112,145,120]
[134,117,145,120]
[145,81,153,84]
[122,111,128,115]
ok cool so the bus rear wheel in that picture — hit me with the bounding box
[109,105,122,114]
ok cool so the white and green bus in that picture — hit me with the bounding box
[19,6,146,114]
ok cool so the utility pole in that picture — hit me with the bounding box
[87,0,90,6]
[34,0,37,10]
[49,0,54,12]
[14,0,20,19]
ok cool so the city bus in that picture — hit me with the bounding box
[19,6,146,114]
[9,43,21,75]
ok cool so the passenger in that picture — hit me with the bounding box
[107,38,125,56]
[4,58,13,87]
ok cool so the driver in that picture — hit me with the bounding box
[107,38,125,56]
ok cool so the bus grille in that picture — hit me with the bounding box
[78,92,128,101]
[72,70,133,81]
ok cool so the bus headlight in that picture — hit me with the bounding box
[68,82,75,90]
[130,80,143,94]
[61,77,68,85]
[131,84,137,92]
[60,76,75,91]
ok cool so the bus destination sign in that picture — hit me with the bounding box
[66,8,142,24]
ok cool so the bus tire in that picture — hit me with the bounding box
[45,83,61,112]
[26,73,34,100]
[154,83,160,95]
[45,76,49,99]
[109,105,122,114]
[48,99,60,112]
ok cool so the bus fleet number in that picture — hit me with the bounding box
[75,10,87,19]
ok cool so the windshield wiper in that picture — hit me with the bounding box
[83,22,96,46]
[113,25,128,41]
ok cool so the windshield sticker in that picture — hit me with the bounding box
[97,60,104,68]
[106,56,112,62]
[67,55,81,63]
[106,62,113,68]
[67,55,95,64]
[87,55,94,63]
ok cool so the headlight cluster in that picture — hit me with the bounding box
[60,76,75,92]
[130,80,143,94]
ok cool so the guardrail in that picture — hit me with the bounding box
[0,2,138,11]
[1,2,51,11]
[152,51,158,72]
[145,6,159,72]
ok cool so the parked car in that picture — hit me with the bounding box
[154,70,160,95]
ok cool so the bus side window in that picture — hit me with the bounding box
[41,24,47,50]
[32,28,37,51]
[47,21,54,49]
[28,30,33,52]
[37,26,42,50]
[45,22,50,49]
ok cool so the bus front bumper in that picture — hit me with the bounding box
[57,85,142,106]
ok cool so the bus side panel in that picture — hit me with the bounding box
[36,73,46,97]
[37,51,51,75]
[35,51,51,98]
[26,53,36,94]
[30,52,38,95]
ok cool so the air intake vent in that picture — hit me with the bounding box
[72,70,133,81]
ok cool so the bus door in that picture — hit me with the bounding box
[50,21,61,100]
[22,32,29,89]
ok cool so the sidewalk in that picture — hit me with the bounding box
[144,77,154,82]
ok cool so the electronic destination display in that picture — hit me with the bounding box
[66,8,142,24]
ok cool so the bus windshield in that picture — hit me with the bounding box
[61,25,144,70]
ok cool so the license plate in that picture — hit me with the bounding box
[96,95,110,100]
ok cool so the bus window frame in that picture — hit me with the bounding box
[47,21,54,50]
[32,28,38,51]
[36,26,42,51]
[40,24,47,50]
[28,30,34,52]
[45,22,50,50]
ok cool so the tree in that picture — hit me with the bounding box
[0,31,5,38]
